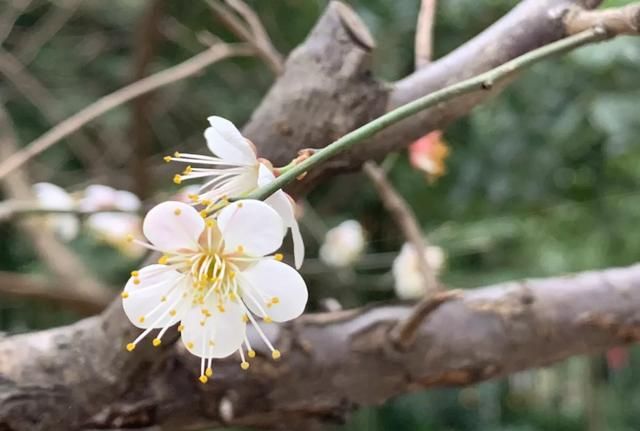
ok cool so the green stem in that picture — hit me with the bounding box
[248,27,608,200]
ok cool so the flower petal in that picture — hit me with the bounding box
[240,259,308,322]
[123,264,189,329]
[143,201,204,251]
[180,299,246,358]
[114,190,141,212]
[205,116,256,165]
[217,200,283,257]
[33,182,79,241]
[258,164,304,267]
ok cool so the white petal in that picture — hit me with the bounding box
[180,299,246,358]
[123,265,189,328]
[199,166,259,201]
[205,116,256,165]
[87,213,140,238]
[257,162,276,187]
[32,183,79,240]
[33,182,74,210]
[240,260,308,322]
[79,184,116,211]
[143,201,204,251]
[217,200,283,257]
[55,216,80,241]
[265,190,305,268]
[114,190,141,211]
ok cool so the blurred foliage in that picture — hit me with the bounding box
[1,0,640,430]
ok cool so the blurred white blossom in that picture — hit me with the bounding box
[80,184,143,256]
[80,184,141,212]
[319,220,366,268]
[392,243,445,299]
[32,182,79,241]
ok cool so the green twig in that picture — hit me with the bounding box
[248,27,608,200]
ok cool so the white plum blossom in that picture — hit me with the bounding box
[32,182,79,241]
[165,116,304,269]
[80,184,143,256]
[122,199,308,383]
[80,184,141,212]
[392,242,445,299]
[86,213,144,257]
[319,220,366,268]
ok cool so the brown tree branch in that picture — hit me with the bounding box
[13,0,82,65]
[1,264,639,430]
[415,0,437,68]
[129,0,165,200]
[245,0,640,193]
[564,2,640,35]
[0,271,108,315]
[207,0,284,74]
[363,161,439,293]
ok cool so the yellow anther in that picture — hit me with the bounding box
[237,202,243,208]
[126,234,134,242]
[169,309,177,317]
[229,292,237,301]
[138,316,145,323]
[183,165,193,174]
[271,296,280,304]
[274,253,283,262]
[236,245,244,253]
[173,174,182,184]
[242,314,249,323]
[200,320,205,327]
[178,324,185,332]
[152,338,162,347]
[126,343,136,352]
[199,375,208,384]
[188,193,199,202]
[206,219,215,228]
[217,304,225,313]
[160,296,167,303]
[272,350,281,360]
[174,151,181,158]
[158,255,169,264]
[263,316,273,323]
[201,199,212,206]
[200,210,208,219]
[241,361,250,370]
[229,271,236,279]
[248,350,256,358]
[187,341,194,349]
[174,208,182,216]
[163,155,172,163]
[130,270,140,277]
[205,367,213,377]
[121,292,129,299]
[133,278,141,285]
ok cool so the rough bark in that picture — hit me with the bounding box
[2,265,640,430]
[244,0,607,189]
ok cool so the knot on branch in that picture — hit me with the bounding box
[244,1,387,171]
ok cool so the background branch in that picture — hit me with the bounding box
[0,42,254,180]
[415,0,437,68]
[1,264,639,429]
[207,0,284,74]
[0,271,108,315]
[0,104,114,308]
